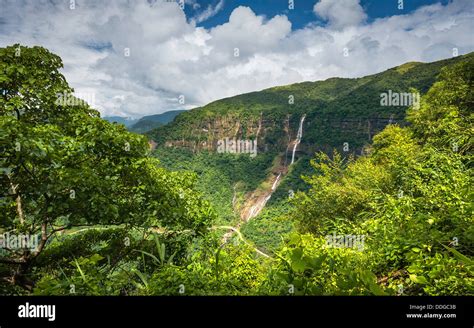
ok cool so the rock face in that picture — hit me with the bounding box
[148,140,158,151]
[157,112,403,159]
[163,113,265,152]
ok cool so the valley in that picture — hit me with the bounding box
[147,53,473,253]
[1,0,473,323]
[1,44,472,297]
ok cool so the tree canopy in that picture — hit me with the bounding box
[0,45,471,296]
[0,45,215,292]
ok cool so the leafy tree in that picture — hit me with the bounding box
[0,45,215,291]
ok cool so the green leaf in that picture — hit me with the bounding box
[74,259,87,283]
[409,274,428,284]
[368,282,387,296]
[133,269,149,289]
[291,258,307,273]
[133,250,161,266]
[442,245,473,266]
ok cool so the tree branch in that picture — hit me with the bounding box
[8,179,24,225]
[0,258,27,264]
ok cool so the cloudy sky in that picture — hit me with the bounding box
[1,0,473,118]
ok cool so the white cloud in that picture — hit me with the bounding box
[0,0,473,118]
[209,6,291,58]
[192,0,225,24]
[313,0,367,30]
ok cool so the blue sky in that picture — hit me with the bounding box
[188,0,451,29]
[1,0,472,118]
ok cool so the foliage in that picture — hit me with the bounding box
[153,147,276,224]
[0,44,215,291]
[286,57,473,295]
[1,44,471,296]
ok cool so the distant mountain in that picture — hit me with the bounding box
[103,110,185,133]
[129,110,185,133]
[102,116,138,127]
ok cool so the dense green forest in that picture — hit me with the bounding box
[0,45,472,295]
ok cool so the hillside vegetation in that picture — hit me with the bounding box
[0,45,472,296]
[150,53,473,252]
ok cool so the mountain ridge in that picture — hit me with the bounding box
[149,52,473,157]
[104,110,185,133]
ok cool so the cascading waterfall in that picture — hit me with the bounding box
[247,205,258,220]
[238,114,308,227]
[245,172,282,221]
[290,114,306,165]
[271,173,281,191]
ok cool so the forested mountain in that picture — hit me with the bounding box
[149,53,474,253]
[128,110,185,133]
[103,116,138,127]
[1,45,472,296]
[149,53,472,156]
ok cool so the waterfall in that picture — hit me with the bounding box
[239,114,306,224]
[271,173,281,191]
[245,172,282,221]
[247,205,258,221]
[290,114,306,165]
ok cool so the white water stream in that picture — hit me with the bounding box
[290,114,306,165]
[228,114,307,238]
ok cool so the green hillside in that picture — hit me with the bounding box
[1,44,472,297]
[148,53,473,250]
[149,53,472,155]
